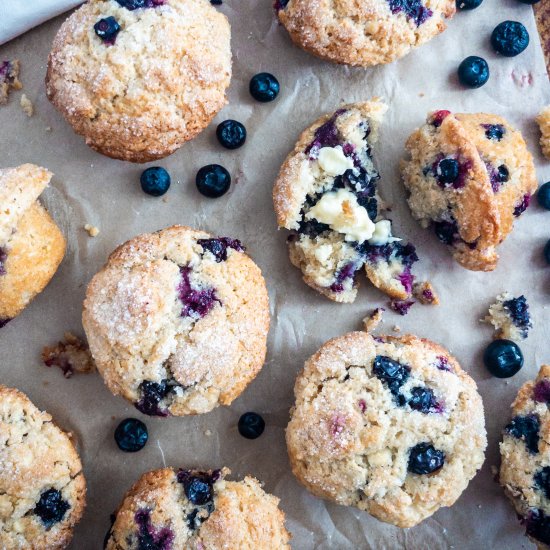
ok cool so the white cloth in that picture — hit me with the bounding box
[0,0,83,45]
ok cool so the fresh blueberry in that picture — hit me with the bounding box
[177,471,218,505]
[483,339,523,378]
[196,164,231,198]
[135,380,171,416]
[372,355,410,398]
[94,17,121,44]
[249,73,280,102]
[535,467,550,499]
[526,510,550,546]
[140,167,171,197]
[458,56,489,88]
[544,239,550,265]
[436,158,460,185]
[538,182,550,210]
[407,443,445,474]
[482,123,505,141]
[114,418,148,452]
[238,412,265,439]
[505,414,540,453]
[491,21,529,57]
[216,120,246,149]
[34,489,70,527]
[408,387,438,413]
[456,0,483,9]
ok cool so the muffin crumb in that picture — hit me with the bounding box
[537,106,550,159]
[84,223,100,237]
[20,94,33,116]
[362,307,384,332]
[413,281,440,305]
[42,332,96,378]
[483,292,532,341]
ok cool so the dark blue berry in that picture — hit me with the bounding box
[482,124,505,141]
[505,414,540,453]
[436,158,460,185]
[502,296,531,335]
[535,467,550,499]
[94,17,121,44]
[456,0,483,9]
[491,21,529,57]
[114,418,148,452]
[249,73,280,102]
[186,502,214,531]
[497,164,509,183]
[407,443,445,474]
[216,120,246,149]
[545,239,550,265]
[177,471,219,505]
[408,387,437,413]
[238,412,265,439]
[458,56,489,88]
[386,0,433,26]
[433,219,459,245]
[116,0,165,9]
[34,489,70,527]
[516,0,540,3]
[135,380,171,416]
[483,339,523,378]
[135,509,174,550]
[526,510,550,545]
[372,356,410,397]
[197,238,244,262]
[196,164,231,198]
[538,182,550,210]
[140,167,171,197]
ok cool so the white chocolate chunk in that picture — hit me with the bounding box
[306,188,375,243]
[368,220,402,246]
[317,146,354,176]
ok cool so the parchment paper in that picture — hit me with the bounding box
[0,1,549,548]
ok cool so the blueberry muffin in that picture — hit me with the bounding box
[0,385,86,549]
[537,106,550,159]
[104,467,290,549]
[500,365,550,548]
[82,225,269,416]
[484,292,532,341]
[286,331,487,527]
[46,0,231,163]
[401,110,537,271]
[0,164,66,327]
[276,0,454,67]
[273,101,420,304]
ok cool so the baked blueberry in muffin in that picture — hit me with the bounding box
[274,101,423,304]
[104,467,290,549]
[402,110,537,271]
[500,365,550,548]
[484,292,532,341]
[0,60,22,104]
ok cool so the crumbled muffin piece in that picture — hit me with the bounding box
[0,60,22,105]
[537,106,550,159]
[84,224,100,237]
[413,281,440,305]
[20,94,33,117]
[483,292,532,341]
[42,332,96,378]
[363,307,384,332]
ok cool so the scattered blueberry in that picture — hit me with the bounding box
[491,21,529,57]
[482,123,505,141]
[372,356,410,399]
[249,73,280,102]
[456,0,483,9]
[544,239,550,265]
[408,387,438,413]
[140,167,171,197]
[526,509,550,546]
[407,443,445,474]
[538,182,550,210]
[216,120,246,149]
[135,380,171,416]
[483,339,523,378]
[458,56,489,88]
[114,418,148,452]
[94,17,121,44]
[177,471,220,505]
[436,158,460,185]
[196,164,231,198]
[238,412,265,439]
[505,414,540,453]
[34,489,70,527]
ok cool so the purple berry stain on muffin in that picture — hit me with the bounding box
[482,123,506,141]
[434,355,452,372]
[0,247,7,276]
[502,295,532,338]
[358,399,367,413]
[513,193,531,217]
[178,266,220,319]
[34,488,70,528]
[505,414,540,454]
[484,161,509,193]
[330,262,359,293]
[535,467,550,499]
[116,0,166,9]
[135,509,174,550]
[135,380,172,417]
[408,387,442,413]
[197,237,244,263]
[305,109,348,155]
[430,110,451,127]
[390,299,415,316]
[433,218,460,246]
[387,0,433,26]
